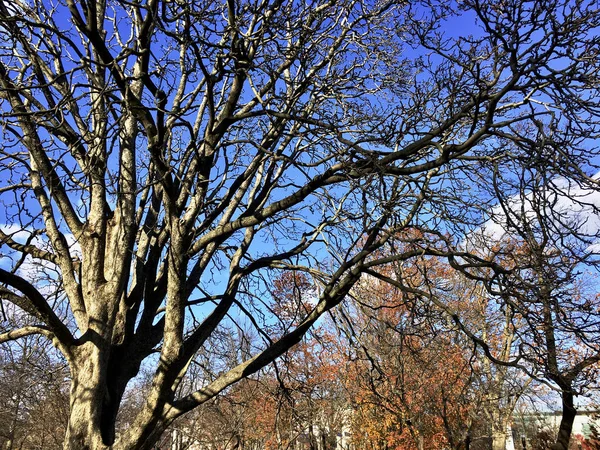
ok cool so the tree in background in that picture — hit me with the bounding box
[167,377,274,450]
[1,0,599,448]
[0,335,69,450]
[448,270,532,450]
[335,257,480,450]
[143,271,348,450]
[337,243,536,450]
[475,167,600,450]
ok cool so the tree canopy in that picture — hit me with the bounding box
[0,0,600,449]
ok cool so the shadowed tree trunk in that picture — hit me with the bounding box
[551,389,577,450]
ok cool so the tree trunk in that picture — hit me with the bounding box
[550,391,577,450]
[492,431,507,450]
[6,390,21,450]
[62,342,152,450]
[492,419,510,450]
[464,431,471,450]
[63,344,111,450]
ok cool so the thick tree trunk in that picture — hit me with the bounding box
[491,418,511,450]
[64,375,168,450]
[492,431,507,450]
[64,364,108,447]
[550,391,577,450]
[63,342,115,450]
[62,342,160,450]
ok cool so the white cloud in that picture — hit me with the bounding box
[0,225,81,296]
[467,175,600,255]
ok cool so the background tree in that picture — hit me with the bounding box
[582,413,600,450]
[447,266,532,450]
[167,272,348,450]
[1,0,599,449]
[474,166,600,450]
[0,334,69,450]
[336,258,482,450]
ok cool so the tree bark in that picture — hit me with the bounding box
[491,417,512,450]
[63,345,110,450]
[62,342,158,450]
[550,391,577,450]
[492,431,507,450]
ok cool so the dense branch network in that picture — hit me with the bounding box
[0,0,599,448]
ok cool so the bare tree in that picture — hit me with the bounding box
[0,334,69,450]
[481,166,600,450]
[0,0,599,449]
